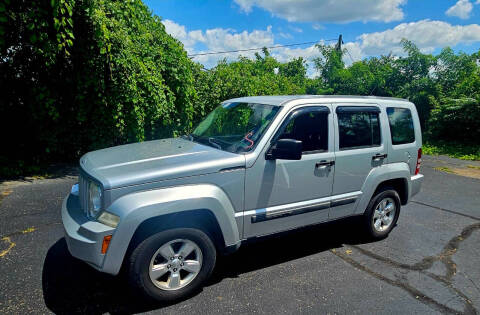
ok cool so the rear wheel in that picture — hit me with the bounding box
[363,188,401,240]
[128,228,216,302]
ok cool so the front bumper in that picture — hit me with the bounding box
[62,194,115,271]
[410,174,424,198]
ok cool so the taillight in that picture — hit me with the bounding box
[415,148,422,175]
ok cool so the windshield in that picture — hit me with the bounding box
[190,102,281,153]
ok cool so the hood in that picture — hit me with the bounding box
[80,138,245,189]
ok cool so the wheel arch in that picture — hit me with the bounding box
[355,163,411,215]
[101,184,240,275]
[126,209,226,257]
[373,178,408,205]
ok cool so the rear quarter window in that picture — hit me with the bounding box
[386,107,415,145]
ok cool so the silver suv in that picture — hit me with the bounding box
[62,95,424,301]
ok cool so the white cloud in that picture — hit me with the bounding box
[163,19,480,77]
[270,44,322,77]
[234,0,406,23]
[288,25,303,33]
[271,44,319,63]
[162,19,274,67]
[162,19,201,54]
[279,32,293,39]
[342,42,364,64]
[353,20,480,57]
[203,27,273,52]
[446,0,474,19]
[312,23,325,30]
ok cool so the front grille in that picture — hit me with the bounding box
[79,174,89,213]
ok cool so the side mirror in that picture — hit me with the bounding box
[266,139,302,160]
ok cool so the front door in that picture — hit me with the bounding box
[243,105,335,238]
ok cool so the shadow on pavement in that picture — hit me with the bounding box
[42,238,161,314]
[42,217,374,314]
[0,164,78,184]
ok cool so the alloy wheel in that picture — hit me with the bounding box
[372,197,396,232]
[148,239,203,291]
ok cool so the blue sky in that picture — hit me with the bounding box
[144,0,480,73]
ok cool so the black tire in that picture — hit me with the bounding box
[127,228,216,302]
[363,187,401,240]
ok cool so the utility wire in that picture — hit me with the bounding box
[345,47,355,64]
[188,38,338,57]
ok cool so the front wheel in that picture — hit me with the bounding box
[363,188,401,240]
[128,228,216,302]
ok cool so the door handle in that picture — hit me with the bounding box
[372,153,388,161]
[315,160,335,168]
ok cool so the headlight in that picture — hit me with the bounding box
[88,180,102,218]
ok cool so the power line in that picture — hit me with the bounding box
[345,47,355,64]
[188,38,338,57]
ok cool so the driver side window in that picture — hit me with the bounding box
[279,108,329,153]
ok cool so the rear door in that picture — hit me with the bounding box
[330,103,388,219]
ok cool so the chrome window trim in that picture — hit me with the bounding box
[336,106,382,151]
[268,105,331,151]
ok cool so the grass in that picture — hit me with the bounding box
[423,141,480,161]
[433,166,454,173]
[466,165,480,170]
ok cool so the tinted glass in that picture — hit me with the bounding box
[192,102,280,153]
[338,110,381,149]
[387,107,415,145]
[279,109,328,152]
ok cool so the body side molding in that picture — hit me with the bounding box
[240,191,362,223]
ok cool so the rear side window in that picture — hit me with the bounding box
[386,107,415,145]
[337,108,381,150]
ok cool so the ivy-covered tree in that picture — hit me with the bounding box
[0,0,76,175]
[0,0,198,176]
[1,0,479,177]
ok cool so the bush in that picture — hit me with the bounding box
[423,142,480,161]
[427,97,480,144]
[1,2,479,177]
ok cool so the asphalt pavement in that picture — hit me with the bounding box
[0,155,479,314]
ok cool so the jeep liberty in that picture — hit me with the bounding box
[62,95,424,301]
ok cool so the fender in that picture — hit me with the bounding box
[101,184,240,275]
[354,162,411,215]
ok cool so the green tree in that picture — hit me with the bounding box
[2,0,480,177]
[0,0,75,175]
[192,50,307,126]
[0,0,197,177]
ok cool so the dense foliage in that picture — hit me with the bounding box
[1,0,479,177]
[1,0,197,176]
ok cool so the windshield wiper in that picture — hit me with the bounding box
[184,133,201,142]
[182,134,193,141]
[188,134,222,150]
[208,137,222,150]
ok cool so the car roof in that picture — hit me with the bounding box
[225,95,410,106]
